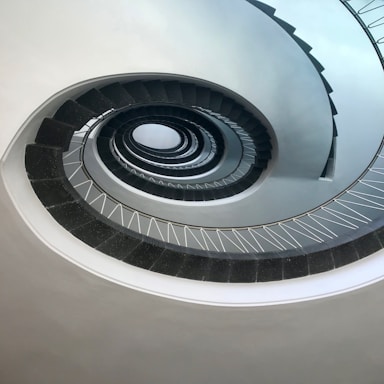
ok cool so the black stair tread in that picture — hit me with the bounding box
[246,0,276,16]
[257,258,283,282]
[71,219,117,248]
[309,56,325,73]
[252,141,271,151]
[195,86,211,109]
[97,154,116,168]
[144,80,168,102]
[117,108,144,121]
[160,105,183,116]
[182,189,197,201]
[180,83,197,106]
[99,157,120,171]
[254,158,269,168]
[308,249,334,274]
[142,105,167,117]
[150,248,186,276]
[242,120,265,133]
[123,81,152,103]
[231,177,258,193]
[251,131,271,142]
[35,118,75,151]
[30,178,77,208]
[167,188,184,201]
[98,150,116,166]
[54,100,95,130]
[97,124,116,138]
[219,97,235,116]
[273,17,296,34]
[283,255,309,279]
[158,106,185,117]
[374,226,384,250]
[292,35,312,53]
[247,166,264,178]
[320,74,333,94]
[96,232,142,260]
[99,83,135,108]
[230,259,258,283]
[105,116,124,129]
[76,89,115,114]
[328,140,336,158]
[125,242,165,269]
[166,106,185,118]
[163,81,184,104]
[207,258,232,282]
[128,175,150,190]
[230,183,248,197]
[254,142,272,151]
[97,136,112,153]
[110,163,129,176]
[26,144,64,180]
[332,242,358,268]
[217,185,238,200]
[211,188,229,200]
[332,119,338,137]
[48,201,95,230]
[329,97,337,115]
[143,183,166,197]
[201,189,216,201]
[195,188,210,201]
[256,150,272,159]
[236,111,253,126]
[209,91,223,112]
[353,232,382,259]
[112,168,138,184]
[227,105,244,121]
[176,254,210,281]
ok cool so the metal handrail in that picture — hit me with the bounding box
[341,0,384,69]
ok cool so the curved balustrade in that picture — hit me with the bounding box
[22,0,384,282]
[341,0,384,68]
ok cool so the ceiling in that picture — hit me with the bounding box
[1,0,384,383]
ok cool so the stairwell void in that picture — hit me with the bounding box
[17,0,384,285]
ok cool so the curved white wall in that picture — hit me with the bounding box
[2,1,384,383]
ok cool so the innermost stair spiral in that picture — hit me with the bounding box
[132,124,182,150]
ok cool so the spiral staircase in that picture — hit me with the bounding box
[1,1,384,383]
